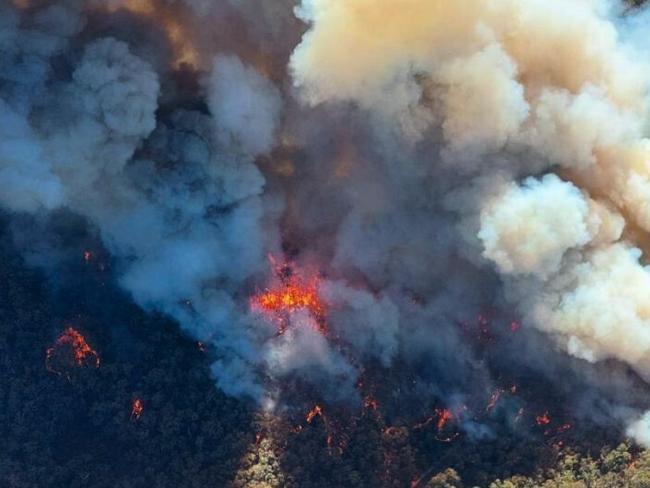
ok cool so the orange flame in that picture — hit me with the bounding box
[306,405,323,423]
[46,327,100,376]
[436,408,452,431]
[414,408,454,431]
[251,256,327,334]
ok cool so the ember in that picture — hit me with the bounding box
[306,405,323,423]
[83,250,93,263]
[46,327,100,376]
[131,398,143,420]
[364,394,379,410]
[436,408,452,431]
[536,411,552,426]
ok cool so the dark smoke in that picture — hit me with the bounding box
[4,0,650,447]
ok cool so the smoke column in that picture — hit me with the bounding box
[5,0,650,444]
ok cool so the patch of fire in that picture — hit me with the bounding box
[485,383,518,413]
[290,404,347,454]
[45,327,100,378]
[413,407,462,443]
[131,398,144,420]
[250,255,328,336]
[536,411,552,426]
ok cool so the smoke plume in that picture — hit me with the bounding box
[5,0,650,446]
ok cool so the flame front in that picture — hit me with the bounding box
[250,257,327,335]
[46,327,100,376]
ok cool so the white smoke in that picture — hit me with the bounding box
[289,0,650,441]
[478,174,615,277]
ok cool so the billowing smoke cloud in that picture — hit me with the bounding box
[289,0,650,441]
[479,175,597,276]
[6,0,650,447]
[207,55,282,156]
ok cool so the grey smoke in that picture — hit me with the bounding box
[5,0,650,449]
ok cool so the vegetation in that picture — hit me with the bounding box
[1,216,648,488]
[491,443,650,488]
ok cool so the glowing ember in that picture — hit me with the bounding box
[83,250,93,263]
[306,405,323,423]
[251,256,327,334]
[536,411,552,426]
[436,408,452,431]
[131,399,144,420]
[414,408,454,431]
[363,394,379,410]
[46,327,100,376]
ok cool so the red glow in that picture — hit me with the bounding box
[250,256,327,334]
[510,320,521,332]
[83,251,93,263]
[436,408,452,431]
[131,399,143,420]
[46,327,100,376]
[536,411,551,426]
[414,408,453,431]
